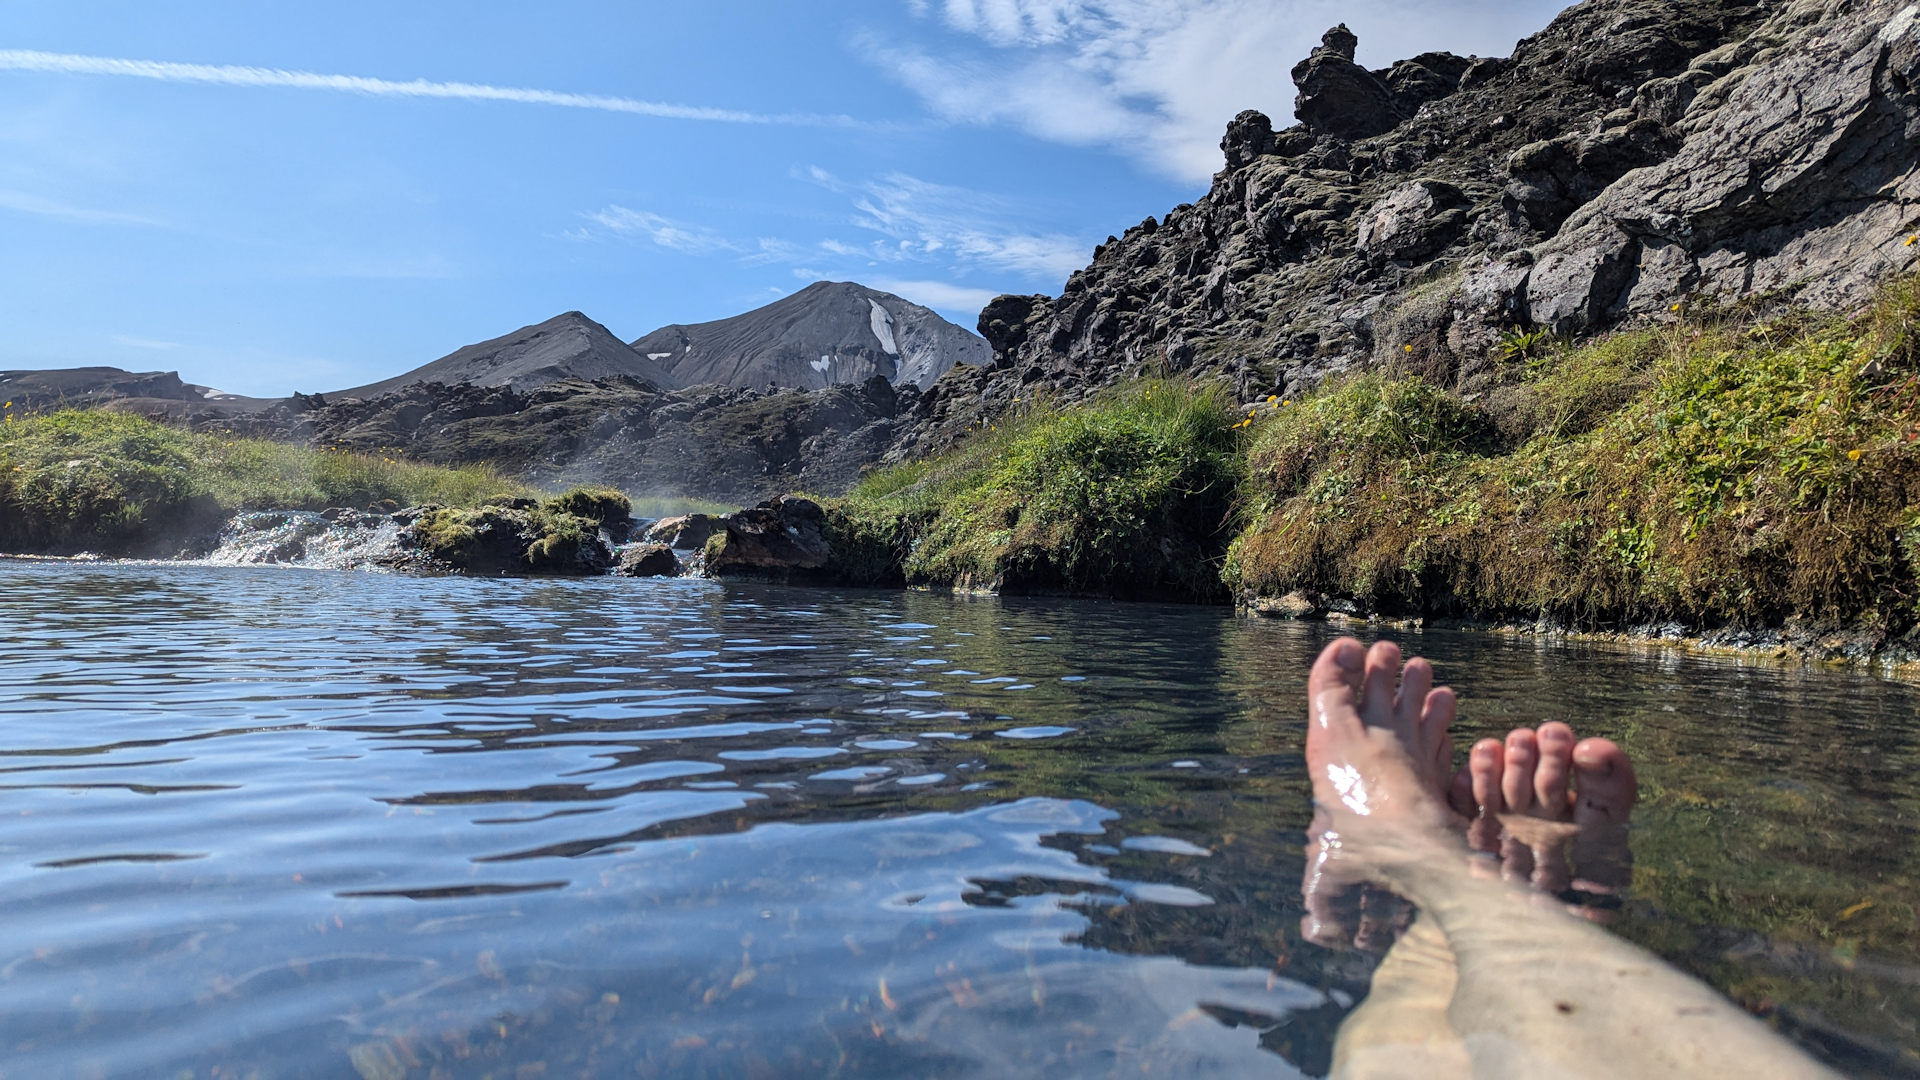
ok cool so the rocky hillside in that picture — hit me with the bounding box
[217,374,921,504]
[331,311,677,399]
[631,281,989,391]
[971,0,1920,407]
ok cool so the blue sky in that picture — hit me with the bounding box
[0,0,1566,396]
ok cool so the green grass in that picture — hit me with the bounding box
[823,380,1245,599]
[628,495,739,519]
[1226,278,1920,630]
[0,409,535,552]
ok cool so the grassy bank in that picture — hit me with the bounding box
[828,281,1920,635]
[0,409,534,552]
[1226,282,1920,632]
[824,381,1244,600]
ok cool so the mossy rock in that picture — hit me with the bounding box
[543,486,632,525]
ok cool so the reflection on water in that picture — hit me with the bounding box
[0,561,1916,1077]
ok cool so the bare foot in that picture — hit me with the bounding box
[1300,638,1460,948]
[1453,722,1637,914]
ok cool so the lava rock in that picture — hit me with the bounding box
[614,542,681,578]
[1292,25,1406,140]
[704,495,832,579]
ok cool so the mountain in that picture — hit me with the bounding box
[630,281,990,392]
[331,311,676,400]
[971,0,1920,407]
[0,367,272,415]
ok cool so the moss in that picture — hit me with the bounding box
[822,380,1244,600]
[0,409,534,553]
[543,486,631,525]
[1226,280,1920,629]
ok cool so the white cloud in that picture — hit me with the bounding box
[874,0,1567,181]
[810,168,1087,277]
[0,48,866,128]
[0,188,163,226]
[872,278,1003,316]
[579,207,738,254]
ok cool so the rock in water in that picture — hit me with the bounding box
[615,543,681,578]
[704,496,833,580]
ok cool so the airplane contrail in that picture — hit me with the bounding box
[0,48,865,127]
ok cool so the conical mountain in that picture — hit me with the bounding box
[630,281,989,391]
[333,311,676,399]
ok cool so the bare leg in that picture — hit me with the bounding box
[1306,638,1836,1079]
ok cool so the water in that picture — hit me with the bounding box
[1,560,1916,1078]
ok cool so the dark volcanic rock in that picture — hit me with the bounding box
[1292,24,1406,140]
[614,542,681,577]
[213,373,924,504]
[647,514,722,551]
[961,0,1920,414]
[704,496,832,580]
[631,281,989,391]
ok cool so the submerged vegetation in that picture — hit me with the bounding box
[824,380,1244,600]
[0,409,532,552]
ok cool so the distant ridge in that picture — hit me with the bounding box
[631,281,990,391]
[332,311,676,400]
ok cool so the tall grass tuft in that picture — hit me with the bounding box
[826,380,1245,599]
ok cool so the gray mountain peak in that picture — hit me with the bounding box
[630,281,989,391]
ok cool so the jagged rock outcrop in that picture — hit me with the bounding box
[970,0,1920,407]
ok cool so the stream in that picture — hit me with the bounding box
[1,558,1915,1077]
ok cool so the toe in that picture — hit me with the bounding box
[1360,640,1403,729]
[1533,722,1576,820]
[1447,763,1475,818]
[1394,657,1433,739]
[1500,728,1538,814]
[1419,685,1455,780]
[1571,737,1638,825]
[1307,638,1368,741]
[1469,738,1504,816]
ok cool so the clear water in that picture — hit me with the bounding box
[1,560,1916,1078]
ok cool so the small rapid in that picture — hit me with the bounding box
[201,509,415,571]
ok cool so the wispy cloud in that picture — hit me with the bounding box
[0,188,163,226]
[807,167,1087,277]
[871,278,1002,316]
[578,207,740,254]
[0,48,868,128]
[110,334,182,351]
[868,0,1565,180]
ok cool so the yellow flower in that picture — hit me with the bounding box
[1670,303,1682,312]
[1404,344,1413,353]
[1267,395,1278,404]
[1906,235,1917,247]
[1848,448,1863,461]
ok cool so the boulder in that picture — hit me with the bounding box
[704,495,832,579]
[1356,180,1469,264]
[615,542,681,578]
[1292,25,1405,140]
[647,514,720,551]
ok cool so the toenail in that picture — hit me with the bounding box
[1333,640,1364,671]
